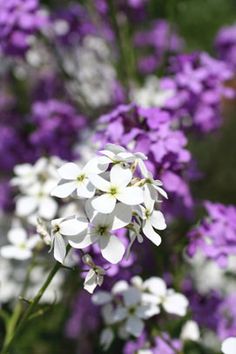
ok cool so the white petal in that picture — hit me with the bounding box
[16,196,37,217]
[99,234,125,264]
[143,277,167,297]
[58,162,80,180]
[150,211,167,230]
[92,291,112,305]
[83,156,109,174]
[138,159,149,178]
[143,220,162,246]
[0,245,31,260]
[84,269,97,294]
[111,203,132,230]
[53,234,66,264]
[136,304,160,319]
[89,174,110,192]
[163,292,189,316]
[103,144,126,154]
[113,306,128,322]
[118,187,144,205]
[100,328,114,351]
[91,194,116,214]
[68,232,94,249]
[125,315,144,337]
[51,181,77,198]
[76,180,95,198]
[8,228,27,245]
[110,164,132,187]
[39,197,57,220]
[180,320,200,341]
[123,287,141,307]
[222,337,236,354]
[112,280,129,294]
[60,218,88,236]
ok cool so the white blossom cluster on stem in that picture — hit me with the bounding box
[45,144,168,293]
[92,275,189,350]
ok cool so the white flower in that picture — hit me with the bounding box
[16,181,58,220]
[51,157,109,199]
[0,227,41,260]
[12,157,61,221]
[50,217,88,264]
[180,320,200,342]
[71,203,131,264]
[134,277,189,317]
[138,159,168,201]
[89,164,144,214]
[136,195,166,247]
[82,254,105,294]
[221,337,236,354]
[113,286,160,337]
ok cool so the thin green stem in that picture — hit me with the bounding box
[0,245,69,354]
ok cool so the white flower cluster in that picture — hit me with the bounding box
[47,144,167,292]
[12,157,61,224]
[92,276,189,350]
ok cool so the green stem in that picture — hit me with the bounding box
[0,257,63,354]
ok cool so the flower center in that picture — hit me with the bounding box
[77,174,86,182]
[97,225,108,236]
[53,224,60,234]
[109,186,118,196]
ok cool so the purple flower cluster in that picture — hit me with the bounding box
[217,294,236,340]
[187,201,236,267]
[161,52,234,133]
[29,100,87,161]
[134,20,184,73]
[215,24,236,71]
[96,104,194,217]
[0,0,47,56]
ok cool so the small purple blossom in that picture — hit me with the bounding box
[187,201,236,267]
[215,24,236,71]
[0,0,47,56]
[135,20,184,73]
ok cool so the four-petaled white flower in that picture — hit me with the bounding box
[51,157,108,199]
[221,337,236,354]
[0,227,41,260]
[50,217,88,264]
[70,203,131,264]
[89,164,144,214]
[113,286,160,337]
[132,276,189,317]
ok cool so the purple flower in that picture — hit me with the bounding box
[187,201,236,267]
[215,24,236,71]
[29,99,87,161]
[134,20,184,73]
[217,294,236,340]
[161,52,235,133]
[0,0,47,56]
